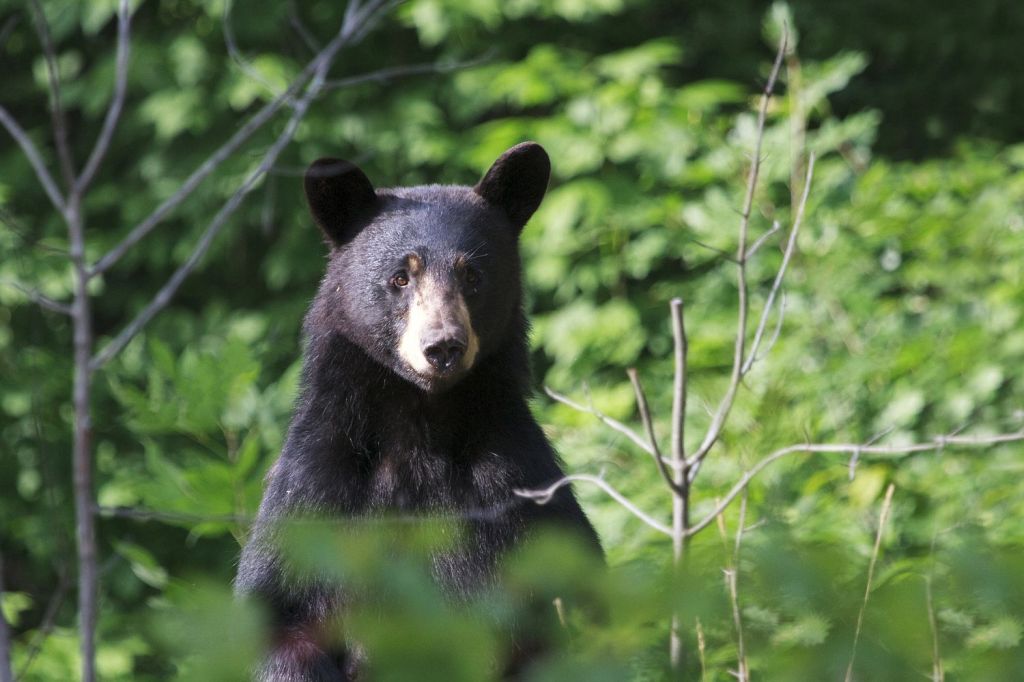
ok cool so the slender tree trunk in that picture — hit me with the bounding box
[68,198,97,682]
[669,298,689,674]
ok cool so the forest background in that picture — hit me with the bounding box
[1,0,1023,680]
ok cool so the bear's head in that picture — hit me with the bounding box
[303,142,550,394]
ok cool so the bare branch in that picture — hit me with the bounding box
[845,483,896,682]
[223,0,287,102]
[544,386,658,460]
[0,279,72,315]
[685,31,787,476]
[925,531,945,682]
[741,152,816,375]
[0,106,66,212]
[324,53,493,90]
[28,0,75,190]
[88,40,329,277]
[15,567,71,681]
[0,15,18,48]
[668,296,689,669]
[695,619,708,682]
[0,552,13,682]
[90,15,362,370]
[627,368,683,495]
[75,0,131,195]
[515,474,672,536]
[746,220,781,259]
[670,298,688,470]
[287,0,321,52]
[95,505,250,525]
[754,291,787,365]
[686,431,1024,538]
[718,491,749,682]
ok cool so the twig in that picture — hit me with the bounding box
[544,386,660,461]
[90,11,366,370]
[741,152,816,375]
[95,505,251,525]
[753,290,788,368]
[0,15,19,48]
[0,107,66,212]
[695,618,707,682]
[223,0,286,101]
[0,279,72,315]
[685,31,787,477]
[323,53,493,90]
[29,0,75,190]
[287,0,321,52]
[15,567,72,681]
[670,298,688,472]
[0,552,13,682]
[515,474,672,536]
[685,431,1024,538]
[626,368,682,495]
[88,38,326,277]
[746,220,781,259]
[75,0,131,195]
[845,483,896,682]
[924,529,944,682]
[924,573,944,681]
[719,491,749,682]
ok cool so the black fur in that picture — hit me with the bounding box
[235,143,601,680]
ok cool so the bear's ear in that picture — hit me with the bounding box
[304,158,377,247]
[473,142,551,233]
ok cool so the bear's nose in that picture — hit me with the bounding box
[422,337,467,372]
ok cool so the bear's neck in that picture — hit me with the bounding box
[294,329,531,458]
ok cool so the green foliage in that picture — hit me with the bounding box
[1,0,1022,679]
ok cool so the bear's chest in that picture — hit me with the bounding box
[360,413,513,516]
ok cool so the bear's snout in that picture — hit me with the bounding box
[422,332,468,372]
[396,274,480,388]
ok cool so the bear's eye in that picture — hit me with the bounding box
[464,268,481,288]
[390,271,410,288]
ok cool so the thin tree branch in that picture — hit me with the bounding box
[323,53,493,90]
[845,483,896,682]
[685,431,1024,538]
[685,31,787,476]
[0,106,66,212]
[670,298,688,471]
[287,0,321,53]
[0,279,72,315]
[695,619,708,682]
[95,505,250,525]
[515,474,673,536]
[741,152,815,375]
[75,0,131,195]
[0,552,13,682]
[924,530,944,682]
[15,567,71,682]
[718,491,749,682]
[0,15,19,48]
[88,38,328,277]
[544,386,660,461]
[668,296,689,670]
[746,220,781,259]
[754,291,787,367]
[90,12,366,370]
[627,368,683,495]
[28,0,75,190]
[223,0,287,102]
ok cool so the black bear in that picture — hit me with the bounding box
[235,142,602,680]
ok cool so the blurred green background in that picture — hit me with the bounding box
[1,0,1023,679]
